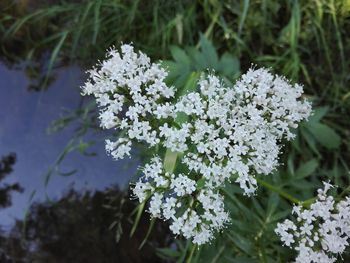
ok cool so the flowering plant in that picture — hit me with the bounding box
[81,44,313,246]
[276,182,350,263]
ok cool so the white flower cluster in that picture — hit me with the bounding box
[167,70,311,195]
[275,182,350,263]
[133,156,229,245]
[81,44,311,244]
[81,44,175,159]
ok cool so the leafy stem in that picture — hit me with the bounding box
[186,244,197,263]
[339,184,350,198]
[257,178,350,208]
[256,178,301,204]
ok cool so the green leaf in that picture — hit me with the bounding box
[251,198,265,218]
[238,0,250,35]
[306,122,341,149]
[287,153,295,176]
[164,149,178,174]
[218,53,240,76]
[70,1,94,58]
[266,193,280,218]
[139,218,155,249]
[130,201,146,237]
[92,0,102,44]
[308,106,329,123]
[161,60,178,81]
[175,112,188,125]
[170,45,191,65]
[45,31,69,85]
[176,71,201,98]
[199,35,218,68]
[190,47,208,69]
[227,232,253,254]
[186,47,204,69]
[196,178,206,190]
[270,210,290,222]
[300,127,321,156]
[295,159,318,179]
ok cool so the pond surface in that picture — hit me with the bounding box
[0,61,138,227]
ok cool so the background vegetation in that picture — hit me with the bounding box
[1,0,350,262]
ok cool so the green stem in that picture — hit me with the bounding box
[301,197,317,208]
[195,5,221,49]
[186,244,197,263]
[256,178,300,204]
[258,179,350,209]
[130,200,146,237]
[296,184,350,207]
[339,185,350,198]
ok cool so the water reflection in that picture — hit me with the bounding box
[0,187,172,262]
[0,153,23,209]
[0,3,173,257]
[0,62,140,226]
[0,59,173,261]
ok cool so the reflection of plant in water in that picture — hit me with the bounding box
[0,153,23,208]
[1,187,173,263]
[1,0,62,91]
[0,152,167,262]
[0,153,25,262]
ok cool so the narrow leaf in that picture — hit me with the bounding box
[130,201,146,237]
[295,159,318,179]
[306,122,341,149]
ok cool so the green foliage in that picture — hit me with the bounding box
[1,0,202,64]
[163,35,240,88]
[154,5,350,258]
[2,0,350,262]
[305,122,341,150]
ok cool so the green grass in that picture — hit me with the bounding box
[2,1,348,99]
[1,1,201,62]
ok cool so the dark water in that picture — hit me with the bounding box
[0,62,138,226]
[0,3,173,261]
[0,62,172,262]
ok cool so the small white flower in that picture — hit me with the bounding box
[170,174,196,196]
[149,192,163,217]
[275,183,350,263]
[105,138,132,160]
